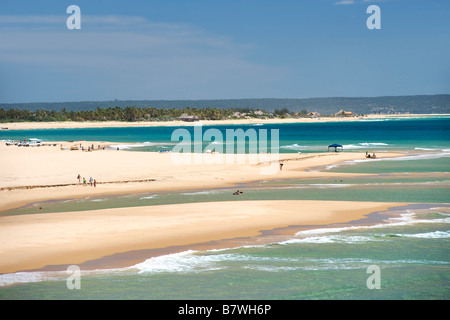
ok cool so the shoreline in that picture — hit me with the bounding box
[1,113,449,130]
[0,200,406,275]
[30,201,415,274]
[0,137,419,276]
[0,140,406,213]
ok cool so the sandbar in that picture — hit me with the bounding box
[0,200,403,274]
[0,139,408,274]
[0,140,404,212]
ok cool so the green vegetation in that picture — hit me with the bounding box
[0,106,275,122]
[1,94,448,123]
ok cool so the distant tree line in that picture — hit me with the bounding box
[2,95,448,115]
[3,94,448,123]
[273,108,307,118]
[0,106,282,122]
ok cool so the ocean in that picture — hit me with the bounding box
[1,116,449,153]
[0,117,449,299]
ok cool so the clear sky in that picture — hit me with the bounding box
[0,0,449,103]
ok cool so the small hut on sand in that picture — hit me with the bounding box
[179,114,199,122]
[328,143,343,152]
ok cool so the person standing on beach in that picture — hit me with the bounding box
[94,179,97,187]
[77,174,81,184]
[83,177,87,186]
[89,177,93,186]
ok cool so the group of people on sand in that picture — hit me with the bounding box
[81,143,106,152]
[62,143,107,151]
[77,174,97,187]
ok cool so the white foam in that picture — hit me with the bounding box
[294,225,365,236]
[108,144,140,150]
[415,147,439,151]
[310,183,353,188]
[280,235,376,245]
[394,230,450,239]
[130,250,227,274]
[287,210,450,245]
[242,257,450,272]
[384,152,450,161]
[343,143,389,150]
[109,142,174,150]
[129,250,306,274]
[0,267,125,287]
[139,194,158,200]
[273,183,353,191]
[326,151,450,170]
[385,211,450,226]
[359,142,389,146]
[180,190,221,196]
[0,271,59,287]
[281,142,391,151]
[280,143,303,150]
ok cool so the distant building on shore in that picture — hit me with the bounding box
[307,112,321,118]
[336,110,354,117]
[179,113,199,122]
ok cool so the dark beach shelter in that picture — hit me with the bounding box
[328,143,343,152]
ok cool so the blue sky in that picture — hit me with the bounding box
[0,0,449,103]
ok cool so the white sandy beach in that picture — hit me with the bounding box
[0,133,408,274]
[0,140,404,211]
[1,113,447,130]
[0,200,403,274]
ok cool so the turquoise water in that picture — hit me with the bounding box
[1,117,449,153]
[1,206,449,299]
[0,117,449,299]
[328,154,450,174]
[4,172,450,216]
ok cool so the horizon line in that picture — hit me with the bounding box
[1,93,449,106]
